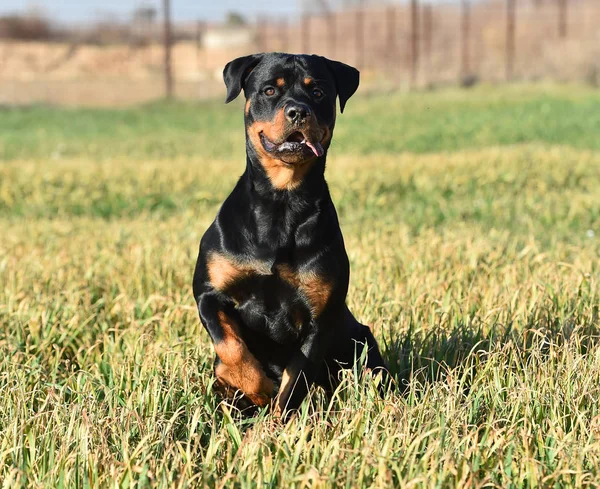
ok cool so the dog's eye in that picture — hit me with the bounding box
[264,86,276,96]
[312,88,324,98]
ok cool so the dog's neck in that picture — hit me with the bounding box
[233,153,331,255]
[244,152,329,203]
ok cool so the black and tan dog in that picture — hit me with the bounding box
[193,53,388,417]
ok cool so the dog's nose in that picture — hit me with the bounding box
[285,103,311,124]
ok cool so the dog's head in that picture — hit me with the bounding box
[223,53,359,166]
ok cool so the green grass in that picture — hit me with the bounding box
[1,85,600,487]
[1,84,599,161]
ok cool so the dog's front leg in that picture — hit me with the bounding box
[197,290,275,407]
[275,310,341,419]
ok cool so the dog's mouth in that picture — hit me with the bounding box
[260,130,325,161]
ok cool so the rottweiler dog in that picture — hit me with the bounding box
[193,52,388,418]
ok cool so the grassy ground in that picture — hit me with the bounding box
[1,85,599,488]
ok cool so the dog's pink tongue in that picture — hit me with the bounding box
[305,140,324,157]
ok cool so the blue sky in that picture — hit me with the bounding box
[1,0,302,24]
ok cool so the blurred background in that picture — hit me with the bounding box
[1,0,599,106]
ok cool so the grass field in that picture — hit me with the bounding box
[1,85,599,488]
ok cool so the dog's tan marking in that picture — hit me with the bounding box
[278,264,332,318]
[247,109,315,190]
[320,125,332,145]
[292,308,305,329]
[245,99,251,115]
[276,77,285,87]
[275,358,307,416]
[304,77,313,86]
[298,272,332,317]
[214,311,274,407]
[247,111,332,191]
[280,369,293,395]
[207,252,270,291]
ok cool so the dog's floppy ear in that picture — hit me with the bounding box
[223,54,264,103]
[324,58,360,113]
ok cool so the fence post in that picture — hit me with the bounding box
[386,5,396,66]
[162,0,173,99]
[558,0,567,38]
[410,0,420,87]
[506,0,515,81]
[461,0,471,80]
[196,20,204,73]
[423,4,432,84]
[196,20,203,51]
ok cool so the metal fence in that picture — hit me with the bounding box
[253,0,600,87]
[1,0,599,106]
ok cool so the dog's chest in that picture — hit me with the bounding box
[207,251,332,341]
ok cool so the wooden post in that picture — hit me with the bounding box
[386,6,396,64]
[410,0,420,87]
[162,0,173,99]
[461,0,471,79]
[196,21,202,51]
[196,20,204,73]
[195,21,202,47]
[558,0,567,38]
[506,0,515,81]
[423,4,433,82]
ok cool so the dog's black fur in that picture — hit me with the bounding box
[192,53,387,417]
